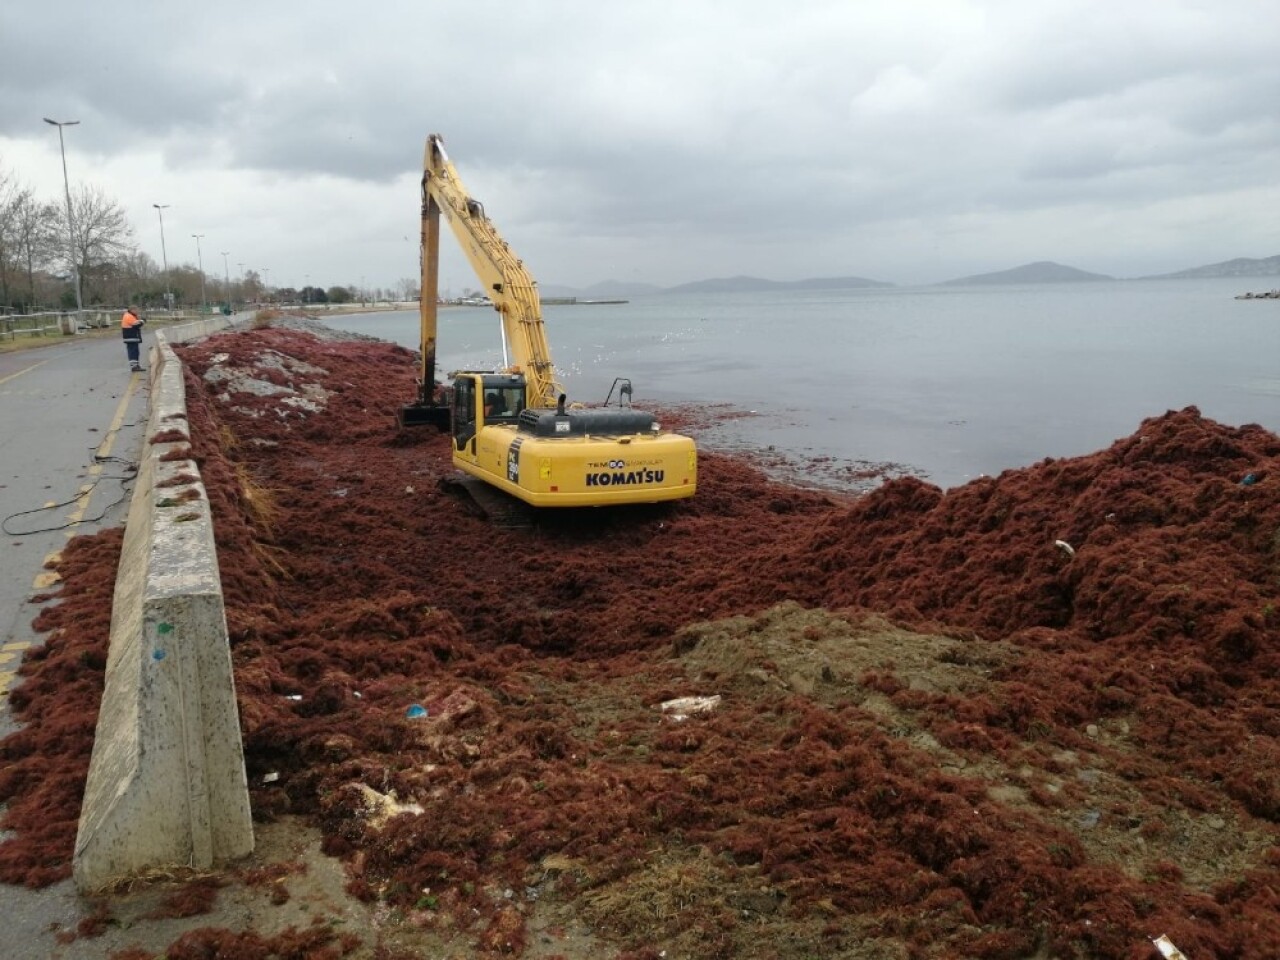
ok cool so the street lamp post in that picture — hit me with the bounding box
[191,234,206,311]
[152,204,171,310]
[43,118,83,316]
[221,252,231,311]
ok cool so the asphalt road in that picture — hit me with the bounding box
[0,328,158,957]
[0,332,152,693]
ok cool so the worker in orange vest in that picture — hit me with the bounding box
[121,306,145,371]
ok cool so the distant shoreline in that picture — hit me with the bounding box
[292,302,417,316]
[292,298,633,318]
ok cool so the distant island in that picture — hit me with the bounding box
[541,253,1280,296]
[1139,255,1280,280]
[937,261,1114,286]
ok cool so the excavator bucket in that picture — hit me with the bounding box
[398,403,451,430]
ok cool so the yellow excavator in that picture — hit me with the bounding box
[400,133,697,507]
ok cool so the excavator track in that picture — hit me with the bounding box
[438,473,534,528]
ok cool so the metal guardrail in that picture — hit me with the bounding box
[0,309,208,341]
[0,312,66,339]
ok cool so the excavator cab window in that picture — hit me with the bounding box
[483,386,525,421]
[453,378,476,450]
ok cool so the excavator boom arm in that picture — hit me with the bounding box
[420,134,563,409]
[406,132,697,507]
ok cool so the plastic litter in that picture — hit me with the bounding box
[405,703,428,719]
[1152,934,1189,959]
[262,772,280,783]
[1240,473,1258,486]
[1054,539,1075,558]
[354,783,424,829]
[657,694,722,721]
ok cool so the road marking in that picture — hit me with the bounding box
[61,369,141,531]
[94,373,140,463]
[0,357,52,386]
[0,645,25,696]
[26,369,143,588]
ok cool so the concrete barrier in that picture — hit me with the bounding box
[158,312,238,344]
[73,332,253,890]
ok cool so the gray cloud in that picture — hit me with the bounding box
[2,0,1277,289]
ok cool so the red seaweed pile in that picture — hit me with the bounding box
[0,529,118,887]
[3,323,1278,960]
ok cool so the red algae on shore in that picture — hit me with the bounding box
[4,321,1279,960]
[0,529,119,888]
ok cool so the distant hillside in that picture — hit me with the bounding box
[664,275,893,294]
[940,261,1114,286]
[1143,255,1280,280]
[545,256,1280,296]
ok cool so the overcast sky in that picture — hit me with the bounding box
[2,0,1277,292]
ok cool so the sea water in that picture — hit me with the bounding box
[316,278,1279,489]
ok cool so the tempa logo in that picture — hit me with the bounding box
[585,461,665,487]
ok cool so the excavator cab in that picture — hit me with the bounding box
[452,373,526,454]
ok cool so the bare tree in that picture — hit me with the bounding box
[0,164,17,307]
[8,189,61,309]
[57,183,135,304]
[164,264,206,307]
[118,249,159,283]
[397,276,420,301]
[241,269,263,302]
[90,249,166,307]
[117,251,169,308]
